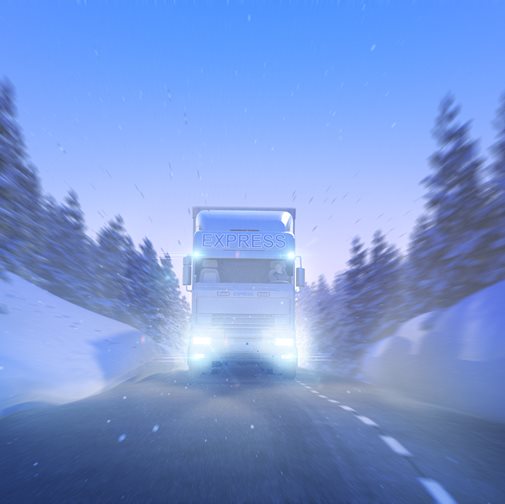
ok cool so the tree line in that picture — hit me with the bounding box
[299,92,505,371]
[0,79,188,342]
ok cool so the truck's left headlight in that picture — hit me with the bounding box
[192,336,212,346]
[274,337,295,347]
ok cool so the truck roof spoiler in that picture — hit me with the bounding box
[192,206,296,220]
[192,207,296,233]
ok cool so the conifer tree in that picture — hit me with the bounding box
[0,78,43,275]
[490,93,505,198]
[343,236,369,342]
[61,191,94,301]
[160,252,188,341]
[311,275,335,349]
[421,94,489,305]
[406,215,441,315]
[484,92,505,284]
[136,238,166,337]
[97,215,135,318]
[366,230,402,335]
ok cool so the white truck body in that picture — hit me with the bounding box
[183,207,305,377]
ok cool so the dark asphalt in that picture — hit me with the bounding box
[1,367,504,503]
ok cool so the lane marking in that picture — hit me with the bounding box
[356,415,379,427]
[380,436,412,457]
[339,405,356,412]
[300,378,456,503]
[418,478,457,504]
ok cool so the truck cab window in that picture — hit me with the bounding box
[195,258,293,284]
[198,259,221,283]
[269,261,290,283]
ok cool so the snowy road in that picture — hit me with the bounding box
[0,368,504,503]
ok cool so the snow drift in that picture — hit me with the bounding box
[361,279,505,423]
[0,274,166,415]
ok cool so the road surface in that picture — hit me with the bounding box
[1,366,504,503]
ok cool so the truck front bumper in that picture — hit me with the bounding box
[188,335,298,370]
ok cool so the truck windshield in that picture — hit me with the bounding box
[195,258,292,284]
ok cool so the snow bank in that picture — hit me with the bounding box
[0,274,166,415]
[361,280,505,423]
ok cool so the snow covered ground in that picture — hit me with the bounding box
[361,279,505,423]
[0,274,168,415]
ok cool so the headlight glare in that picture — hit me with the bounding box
[274,337,295,347]
[281,353,296,360]
[192,336,212,346]
[190,353,206,360]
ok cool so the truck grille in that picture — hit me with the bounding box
[212,313,276,327]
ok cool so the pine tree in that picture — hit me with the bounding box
[34,193,92,303]
[295,280,315,363]
[96,215,135,318]
[366,230,402,336]
[137,238,165,337]
[484,92,505,284]
[123,239,157,338]
[36,196,63,287]
[490,93,505,197]
[160,252,188,342]
[421,94,490,305]
[0,78,43,276]
[311,275,335,353]
[406,215,442,315]
[343,236,369,341]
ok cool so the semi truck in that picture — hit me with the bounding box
[183,207,305,378]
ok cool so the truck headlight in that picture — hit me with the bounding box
[192,336,212,346]
[274,337,295,347]
[190,353,206,360]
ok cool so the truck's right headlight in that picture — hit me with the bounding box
[192,336,212,346]
[274,337,295,347]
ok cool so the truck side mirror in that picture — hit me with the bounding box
[183,255,192,286]
[296,267,306,287]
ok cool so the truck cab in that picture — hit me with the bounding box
[183,207,305,378]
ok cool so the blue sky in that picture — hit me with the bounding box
[1,1,504,282]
